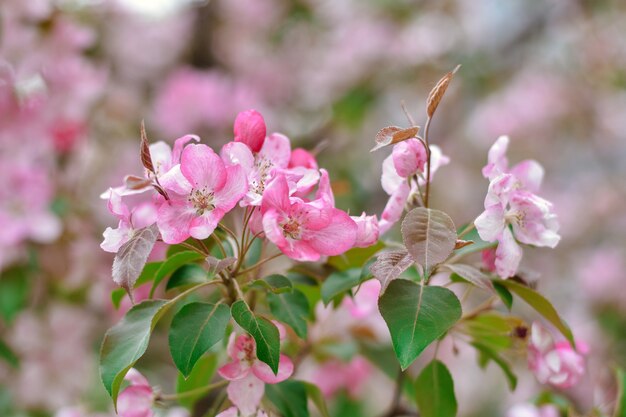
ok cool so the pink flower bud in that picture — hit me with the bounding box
[234,109,266,153]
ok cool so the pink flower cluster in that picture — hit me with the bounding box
[102,110,379,260]
[528,322,588,389]
[475,136,560,278]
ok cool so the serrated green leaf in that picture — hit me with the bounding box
[100,300,168,407]
[230,300,280,374]
[268,290,310,339]
[415,360,457,417]
[169,302,230,377]
[150,251,205,297]
[379,280,461,370]
[166,264,208,291]
[266,380,309,417]
[499,280,574,346]
[321,268,361,306]
[176,354,218,409]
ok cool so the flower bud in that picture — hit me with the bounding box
[234,109,266,153]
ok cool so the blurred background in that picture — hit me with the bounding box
[1,0,625,416]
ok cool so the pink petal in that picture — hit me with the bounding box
[261,175,290,214]
[180,144,227,192]
[251,354,294,384]
[149,142,173,175]
[101,223,132,253]
[131,202,158,229]
[218,360,251,381]
[281,240,321,262]
[189,209,224,240]
[474,204,505,242]
[314,169,335,206]
[107,189,130,221]
[262,209,288,249]
[156,200,195,244]
[482,135,509,179]
[510,159,544,193]
[117,385,153,417]
[214,165,248,210]
[259,133,291,169]
[234,109,267,153]
[125,368,151,387]
[351,213,379,248]
[495,227,522,278]
[378,182,410,235]
[289,148,318,169]
[216,407,239,417]
[306,208,357,256]
[171,134,200,165]
[226,374,265,416]
[159,165,192,196]
[295,202,331,231]
[221,141,255,173]
[381,154,405,194]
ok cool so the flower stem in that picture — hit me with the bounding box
[423,116,433,208]
[158,379,228,401]
[235,253,283,277]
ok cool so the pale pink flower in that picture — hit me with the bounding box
[101,135,199,199]
[218,333,293,415]
[379,145,449,234]
[474,174,560,278]
[528,322,588,389]
[482,135,544,192]
[100,190,157,253]
[234,109,266,153]
[260,174,357,261]
[217,406,268,417]
[157,144,247,244]
[117,369,154,417]
[506,403,560,417]
[351,213,379,248]
[311,356,372,398]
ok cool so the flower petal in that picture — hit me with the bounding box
[234,109,266,153]
[180,144,227,191]
[189,209,224,240]
[259,133,291,168]
[156,200,195,244]
[475,204,506,242]
[306,208,357,256]
[495,227,522,278]
[214,165,248,211]
[252,354,294,384]
[227,374,265,416]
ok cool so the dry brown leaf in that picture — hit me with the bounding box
[426,65,460,118]
[370,125,420,152]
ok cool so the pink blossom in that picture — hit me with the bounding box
[379,144,449,234]
[234,109,267,153]
[506,403,560,417]
[311,356,372,398]
[481,248,497,272]
[482,135,544,192]
[474,174,560,278]
[100,190,157,253]
[289,148,319,170]
[157,144,247,244]
[217,406,268,417]
[351,213,379,248]
[260,174,357,261]
[528,322,588,389]
[218,334,293,415]
[343,279,382,319]
[117,369,154,417]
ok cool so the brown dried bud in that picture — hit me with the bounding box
[454,239,474,250]
[123,175,152,190]
[426,65,460,118]
[513,325,528,339]
[370,125,420,152]
[140,120,155,174]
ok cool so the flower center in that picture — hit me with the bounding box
[188,187,215,215]
[505,210,525,227]
[281,216,302,240]
[251,157,274,195]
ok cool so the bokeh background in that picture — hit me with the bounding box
[1,0,625,416]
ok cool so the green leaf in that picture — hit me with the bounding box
[470,342,517,390]
[321,268,362,306]
[268,289,310,339]
[499,280,574,346]
[249,274,293,293]
[441,264,493,292]
[0,339,19,369]
[230,300,280,374]
[169,302,230,377]
[493,282,513,310]
[402,208,457,274]
[166,264,208,291]
[415,360,457,417]
[150,251,205,297]
[302,381,330,417]
[266,380,309,417]
[176,354,218,409]
[379,280,462,370]
[100,300,168,406]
